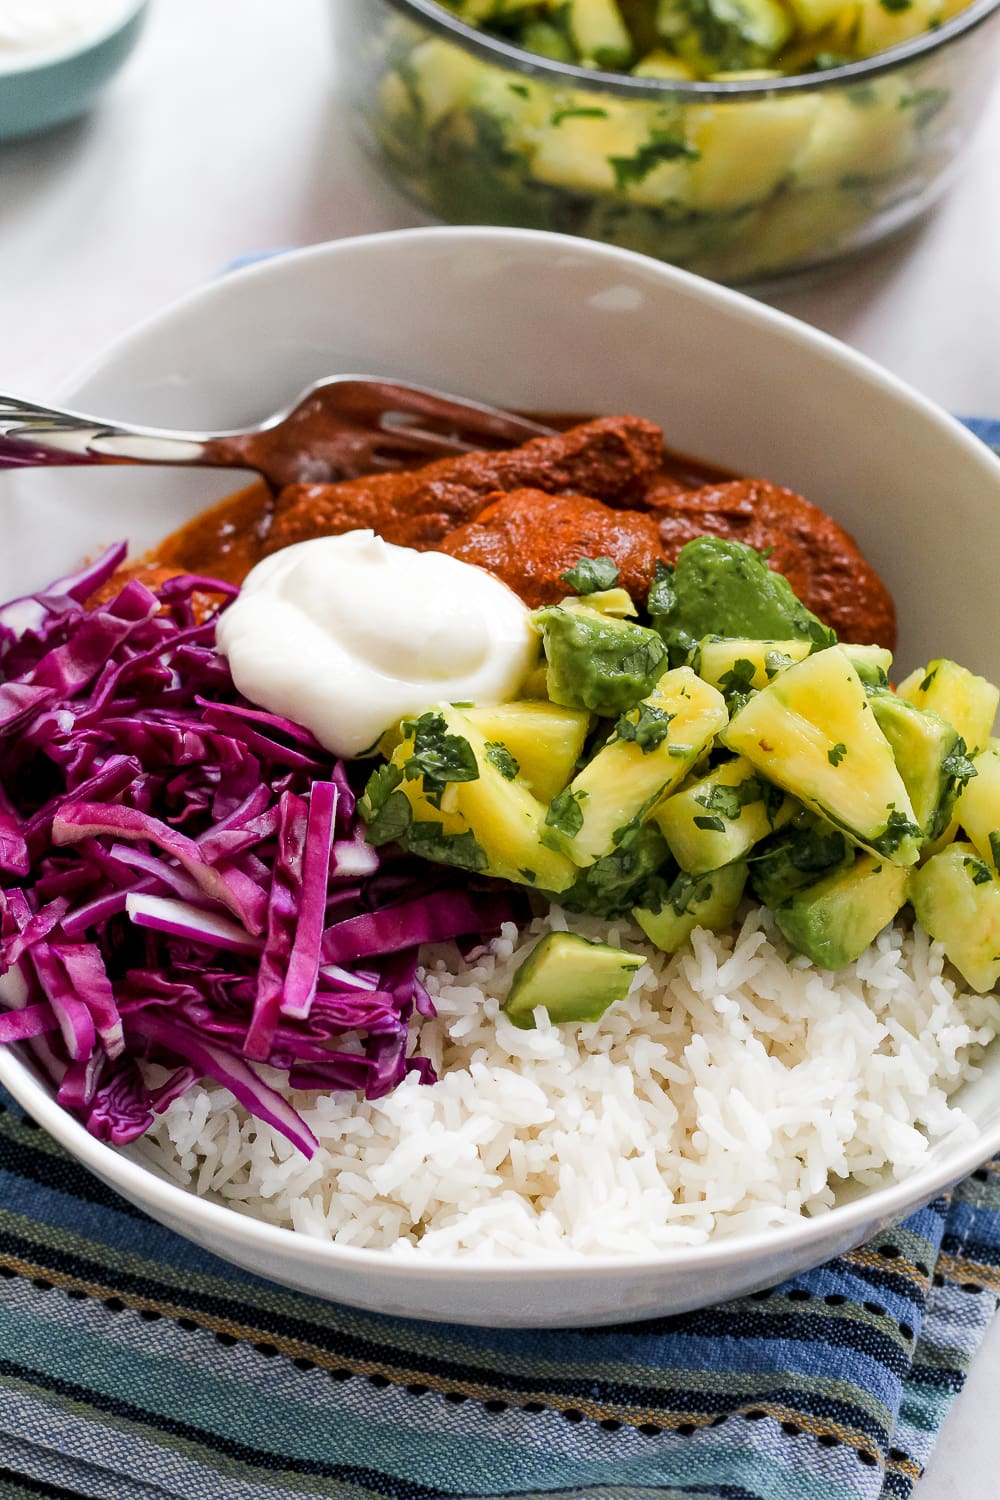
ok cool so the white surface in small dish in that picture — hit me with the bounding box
[0,0,136,71]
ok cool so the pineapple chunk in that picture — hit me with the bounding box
[794,85,914,190]
[686,96,819,212]
[698,638,812,694]
[722,646,922,865]
[391,707,577,892]
[897,659,999,754]
[409,39,485,128]
[565,0,634,66]
[654,755,795,874]
[463,701,590,805]
[954,747,1000,872]
[910,843,1000,993]
[854,0,945,58]
[547,667,727,867]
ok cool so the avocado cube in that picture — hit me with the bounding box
[654,754,795,874]
[633,861,747,954]
[532,603,669,718]
[954,747,1000,872]
[503,931,644,1030]
[869,692,972,844]
[897,659,999,754]
[547,667,728,867]
[775,854,909,971]
[749,813,853,908]
[722,646,922,866]
[909,843,1000,993]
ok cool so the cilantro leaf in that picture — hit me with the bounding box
[609,132,699,191]
[615,703,674,754]
[401,711,479,804]
[765,650,795,680]
[553,821,673,919]
[942,738,977,789]
[827,742,847,767]
[869,807,922,858]
[403,822,488,872]
[920,666,938,693]
[989,831,1000,873]
[717,658,758,709]
[485,741,519,780]
[965,854,993,887]
[694,777,764,823]
[560,555,621,595]
[545,787,588,839]
[359,764,412,847]
[693,814,726,833]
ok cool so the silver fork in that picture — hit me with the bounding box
[0,377,557,490]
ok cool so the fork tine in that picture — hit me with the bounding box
[316,379,556,447]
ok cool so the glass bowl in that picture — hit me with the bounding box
[332,0,1000,284]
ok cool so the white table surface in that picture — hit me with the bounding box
[1,1,999,1493]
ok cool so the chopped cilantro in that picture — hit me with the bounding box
[942,738,977,789]
[519,867,537,885]
[609,132,699,192]
[554,821,673,919]
[560,555,620,595]
[508,82,530,98]
[551,106,608,125]
[401,711,479,804]
[646,560,676,619]
[880,0,913,12]
[359,763,411,846]
[485,741,520,780]
[404,822,488,872]
[920,666,938,693]
[965,855,993,887]
[694,814,727,833]
[615,703,673,754]
[899,86,948,129]
[694,777,764,822]
[717,658,758,707]
[546,787,588,839]
[828,742,847,767]
[765,650,795,680]
[990,831,1000,873]
[806,619,838,651]
[870,807,921,858]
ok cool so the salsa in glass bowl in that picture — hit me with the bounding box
[332,0,1000,283]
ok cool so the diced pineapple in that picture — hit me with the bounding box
[897,659,1000,753]
[393,707,577,892]
[565,0,634,66]
[954,747,1000,872]
[793,85,914,190]
[698,638,812,693]
[686,95,819,212]
[633,862,747,954]
[910,842,1000,993]
[531,102,671,196]
[783,0,845,33]
[565,588,637,618]
[464,701,591,804]
[654,755,795,873]
[409,39,485,128]
[722,646,922,865]
[854,0,945,58]
[547,667,728,867]
[632,48,697,77]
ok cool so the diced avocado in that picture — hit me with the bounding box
[748,812,853,907]
[547,667,728,866]
[685,95,818,212]
[633,861,747,953]
[909,842,1000,993]
[565,587,638,619]
[379,707,577,892]
[552,820,674,918]
[775,853,909,970]
[648,540,836,665]
[520,19,576,60]
[532,603,669,717]
[698,637,812,696]
[842,643,894,690]
[954,747,1000,871]
[869,692,974,843]
[655,0,792,75]
[897,659,999,754]
[654,754,795,874]
[464,701,591,805]
[722,646,923,866]
[503,931,644,1030]
[565,0,635,66]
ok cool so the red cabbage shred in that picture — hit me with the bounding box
[0,549,519,1156]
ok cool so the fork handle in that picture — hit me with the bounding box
[0,395,214,470]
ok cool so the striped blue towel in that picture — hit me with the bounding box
[1,421,999,1500]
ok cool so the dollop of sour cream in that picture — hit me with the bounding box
[216,532,538,758]
[0,0,124,62]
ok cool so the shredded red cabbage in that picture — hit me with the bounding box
[0,548,522,1156]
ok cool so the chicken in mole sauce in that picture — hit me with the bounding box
[114,415,896,651]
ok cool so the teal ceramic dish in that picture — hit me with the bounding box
[0,0,149,143]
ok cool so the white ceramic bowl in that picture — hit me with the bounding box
[2,227,999,1328]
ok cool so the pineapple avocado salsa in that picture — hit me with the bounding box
[358,535,1000,1024]
[346,0,974,280]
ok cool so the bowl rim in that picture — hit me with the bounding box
[0,0,148,79]
[3,223,1000,1292]
[380,0,1000,99]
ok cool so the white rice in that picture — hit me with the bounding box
[136,907,1000,1258]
